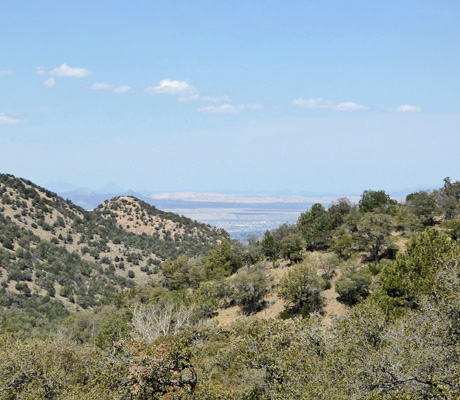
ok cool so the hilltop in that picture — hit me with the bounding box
[96,195,225,245]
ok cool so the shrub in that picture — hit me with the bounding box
[278,263,326,316]
[335,267,372,306]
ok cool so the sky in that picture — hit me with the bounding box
[1,0,460,196]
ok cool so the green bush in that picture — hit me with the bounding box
[335,268,372,306]
[278,263,326,316]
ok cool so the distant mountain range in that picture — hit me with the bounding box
[48,181,425,240]
[55,186,363,210]
[58,188,151,210]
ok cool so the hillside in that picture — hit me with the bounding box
[0,173,228,333]
[96,196,225,247]
[2,176,460,398]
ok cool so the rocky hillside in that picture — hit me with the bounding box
[0,173,228,333]
[96,196,225,248]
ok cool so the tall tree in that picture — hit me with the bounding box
[359,189,397,213]
[297,203,333,250]
[328,197,353,227]
[435,177,460,219]
[279,233,304,264]
[357,213,394,263]
[261,230,277,260]
[405,190,437,226]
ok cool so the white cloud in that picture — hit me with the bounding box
[292,98,369,111]
[0,70,12,76]
[91,82,112,90]
[43,78,56,88]
[50,63,92,78]
[396,104,422,113]
[145,78,198,99]
[113,85,131,94]
[38,63,92,78]
[145,78,234,102]
[0,114,23,125]
[334,101,368,111]
[145,78,231,102]
[197,103,263,114]
[91,83,131,93]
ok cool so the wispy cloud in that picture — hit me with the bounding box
[113,85,131,94]
[246,104,263,110]
[396,104,422,113]
[91,82,112,90]
[37,63,92,78]
[292,98,369,111]
[91,82,131,93]
[197,103,263,114]
[201,95,231,103]
[43,78,56,88]
[0,114,24,125]
[198,104,239,114]
[0,70,12,76]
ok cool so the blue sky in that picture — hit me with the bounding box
[1,1,459,195]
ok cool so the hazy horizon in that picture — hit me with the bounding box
[42,178,435,199]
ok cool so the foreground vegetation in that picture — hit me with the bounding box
[2,175,460,398]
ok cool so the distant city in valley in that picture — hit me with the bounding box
[54,186,361,239]
[146,193,362,239]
